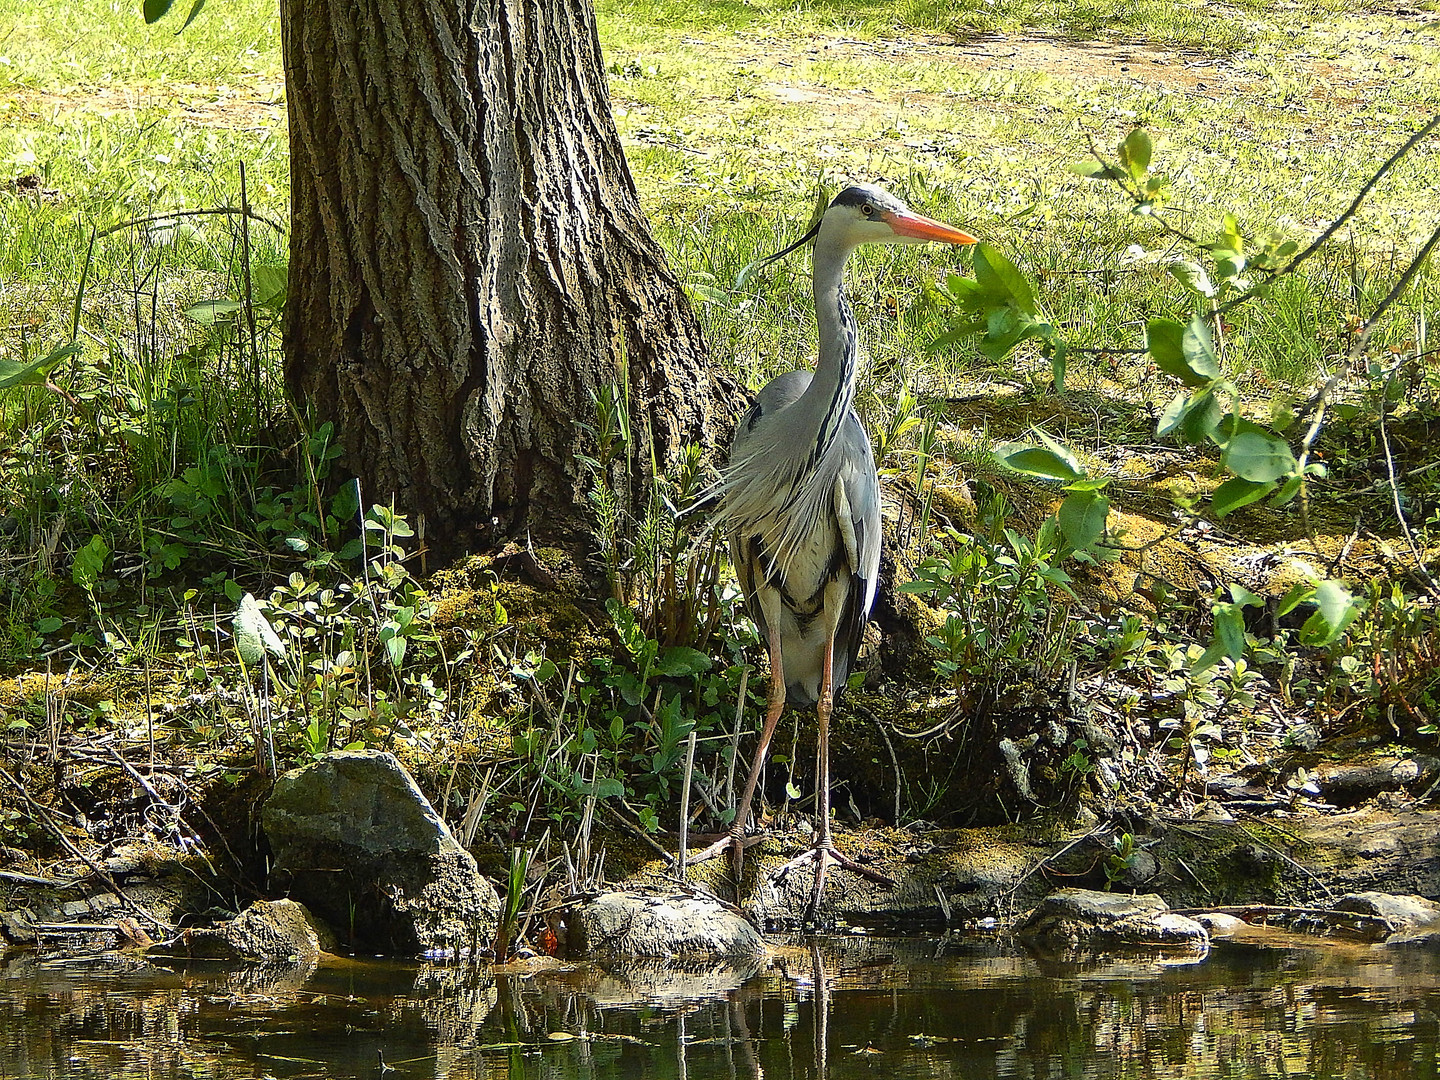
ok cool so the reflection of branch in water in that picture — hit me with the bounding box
[729,997,763,1080]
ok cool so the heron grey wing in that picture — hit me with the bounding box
[842,413,882,616]
[832,412,882,688]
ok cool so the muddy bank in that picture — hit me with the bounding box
[6,791,1439,956]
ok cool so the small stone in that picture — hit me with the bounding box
[1015,888,1209,955]
[566,890,766,959]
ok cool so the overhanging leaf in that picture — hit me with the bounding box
[1211,476,1276,518]
[1121,128,1153,179]
[993,440,1083,483]
[0,342,81,390]
[1212,601,1247,659]
[656,646,712,677]
[1057,490,1110,551]
[1147,318,1209,388]
[1068,160,1127,181]
[234,592,285,665]
[1301,579,1360,647]
[1181,315,1221,381]
[142,0,174,22]
[184,299,243,325]
[176,0,205,31]
[1222,430,1297,483]
[972,244,1035,315]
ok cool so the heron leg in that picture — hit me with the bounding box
[687,618,786,897]
[772,630,893,923]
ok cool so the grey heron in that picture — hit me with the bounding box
[694,183,976,914]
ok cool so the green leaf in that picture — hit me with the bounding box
[1057,491,1110,551]
[1211,477,1276,518]
[1276,582,1314,618]
[251,263,287,310]
[1068,160,1127,181]
[1270,474,1304,507]
[234,592,285,665]
[72,535,110,592]
[1301,579,1360,647]
[1180,389,1224,445]
[993,442,1083,483]
[1147,318,1208,388]
[176,0,205,32]
[1222,431,1297,483]
[1121,128,1152,179]
[183,299,242,325]
[972,244,1035,315]
[142,0,174,22]
[1191,640,1227,676]
[36,616,63,634]
[1167,259,1217,299]
[1156,390,1189,437]
[1228,584,1264,608]
[1181,316,1221,381]
[1213,602,1247,659]
[0,342,80,390]
[656,646,712,677]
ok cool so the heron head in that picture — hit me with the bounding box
[825,183,977,248]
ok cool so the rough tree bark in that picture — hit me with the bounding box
[281,0,718,553]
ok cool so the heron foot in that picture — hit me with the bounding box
[686,828,768,901]
[770,839,894,921]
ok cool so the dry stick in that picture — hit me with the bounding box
[1295,217,1440,552]
[725,667,749,810]
[854,704,902,826]
[0,869,80,888]
[0,766,173,933]
[93,205,285,240]
[1378,367,1440,600]
[676,730,698,880]
[239,161,262,421]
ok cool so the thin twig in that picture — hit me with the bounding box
[94,205,285,240]
[0,869,81,887]
[1377,376,1440,600]
[677,730,697,880]
[1216,114,1440,316]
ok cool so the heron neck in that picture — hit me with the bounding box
[802,234,860,457]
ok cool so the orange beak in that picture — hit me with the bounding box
[881,208,977,245]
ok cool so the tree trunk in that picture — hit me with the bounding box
[280,0,718,554]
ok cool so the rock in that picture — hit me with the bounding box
[1015,889,1209,955]
[1313,757,1440,807]
[1191,911,1246,938]
[564,890,767,959]
[152,899,335,963]
[0,909,37,944]
[262,750,500,955]
[1335,891,1440,947]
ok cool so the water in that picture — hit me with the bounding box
[3,935,1439,1080]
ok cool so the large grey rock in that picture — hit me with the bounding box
[565,889,767,959]
[261,750,500,955]
[151,899,336,963]
[1016,889,1209,955]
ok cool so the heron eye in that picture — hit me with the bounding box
[861,204,874,217]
